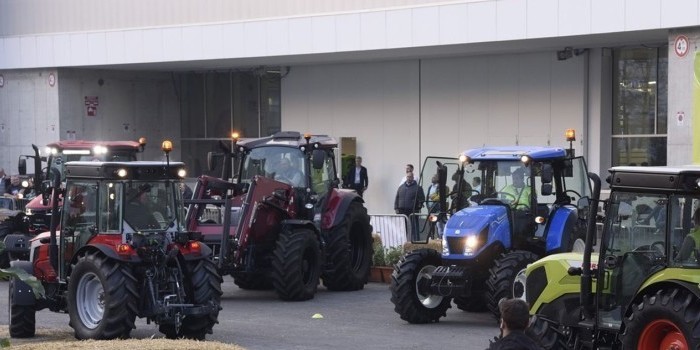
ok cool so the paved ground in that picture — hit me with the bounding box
[0,280,499,350]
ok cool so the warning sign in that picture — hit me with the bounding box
[85,96,99,117]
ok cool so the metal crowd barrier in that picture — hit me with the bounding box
[369,214,409,248]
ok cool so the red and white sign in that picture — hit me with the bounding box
[85,96,99,117]
[674,35,689,57]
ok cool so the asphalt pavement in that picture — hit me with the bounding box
[0,280,499,350]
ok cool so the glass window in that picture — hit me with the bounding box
[123,181,183,232]
[240,146,307,188]
[612,46,668,166]
[179,70,281,177]
[100,182,122,232]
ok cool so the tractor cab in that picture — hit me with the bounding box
[521,165,700,349]
[32,161,190,281]
[414,146,591,257]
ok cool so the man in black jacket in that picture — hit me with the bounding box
[345,156,368,198]
[487,298,543,350]
[395,172,425,240]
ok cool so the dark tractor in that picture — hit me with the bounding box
[522,166,700,349]
[186,131,373,301]
[8,148,221,340]
[391,140,595,323]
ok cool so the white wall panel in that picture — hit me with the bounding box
[20,37,37,68]
[527,0,558,39]
[467,1,497,43]
[517,53,552,146]
[386,9,412,49]
[87,33,107,65]
[661,0,699,27]
[625,0,660,31]
[200,25,224,59]
[4,37,20,68]
[69,33,89,66]
[36,36,55,67]
[105,31,126,64]
[221,23,246,57]
[591,0,625,34]
[123,30,145,63]
[244,22,267,57]
[312,16,336,53]
[496,0,526,41]
[559,0,591,36]
[335,14,361,52]
[267,20,290,56]
[360,12,386,50]
[142,29,165,64]
[161,28,184,62]
[288,18,313,55]
[412,6,439,47]
[439,3,468,45]
[181,26,205,60]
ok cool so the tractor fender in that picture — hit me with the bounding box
[3,232,31,253]
[544,205,578,254]
[322,189,362,230]
[74,243,142,264]
[631,279,700,312]
[179,241,213,261]
[280,219,320,236]
[9,260,36,306]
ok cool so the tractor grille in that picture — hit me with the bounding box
[526,266,547,306]
[446,237,465,255]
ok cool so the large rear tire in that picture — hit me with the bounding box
[8,277,35,338]
[232,272,273,290]
[622,288,700,349]
[485,250,539,320]
[160,258,222,340]
[271,228,321,301]
[454,294,488,312]
[526,314,568,350]
[67,252,138,340]
[322,201,373,291]
[390,248,451,323]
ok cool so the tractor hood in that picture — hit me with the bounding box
[443,205,510,258]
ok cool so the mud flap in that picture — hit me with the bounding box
[9,260,36,306]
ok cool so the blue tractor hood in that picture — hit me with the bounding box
[443,205,511,258]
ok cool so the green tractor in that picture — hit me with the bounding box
[517,166,700,349]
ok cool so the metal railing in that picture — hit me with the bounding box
[369,214,409,248]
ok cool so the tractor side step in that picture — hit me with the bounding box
[431,265,467,279]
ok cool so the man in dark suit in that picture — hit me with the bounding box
[345,156,368,198]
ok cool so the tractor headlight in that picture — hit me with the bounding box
[93,145,108,155]
[21,180,29,188]
[177,168,187,178]
[116,168,127,178]
[464,235,479,255]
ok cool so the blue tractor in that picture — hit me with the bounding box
[390,142,595,323]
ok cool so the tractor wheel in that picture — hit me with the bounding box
[622,288,700,349]
[485,250,539,320]
[67,252,138,340]
[271,228,321,301]
[390,248,451,323]
[0,250,10,270]
[232,272,273,290]
[526,314,568,350]
[454,294,488,312]
[322,201,373,291]
[160,258,222,340]
[8,277,35,338]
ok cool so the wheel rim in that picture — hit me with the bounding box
[638,319,688,350]
[415,265,443,308]
[76,271,105,329]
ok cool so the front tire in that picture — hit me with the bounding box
[526,314,568,350]
[160,258,222,340]
[67,252,138,340]
[8,277,35,338]
[485,250,539,320]
[622,288,700,349]
[322,201,373,291]
[271,228,321,301]
[390,248,451,323]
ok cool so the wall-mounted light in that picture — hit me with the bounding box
[557,47,589,61]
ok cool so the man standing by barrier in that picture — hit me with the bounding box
[345,156,368,198]
[395,171,425,241]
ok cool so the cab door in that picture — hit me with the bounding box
[60,181,99,279]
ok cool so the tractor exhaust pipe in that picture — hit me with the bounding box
[48,167,62,272]
[581,172,601,320]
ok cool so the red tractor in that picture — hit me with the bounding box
[186,131,373,301]
[1,139,147,267]
[8,146,221,340]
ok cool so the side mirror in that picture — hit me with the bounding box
[207,152,221,172]
[541,164,553,184]
[18,158,27,175]
[312,149,326,170]
[541,183,553,196]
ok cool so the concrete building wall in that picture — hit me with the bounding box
[283,52,587,213]
[0,69,60,174]
[56,69,182,162]
[667,28,699,165]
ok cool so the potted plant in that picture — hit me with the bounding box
[370,234,404,283]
